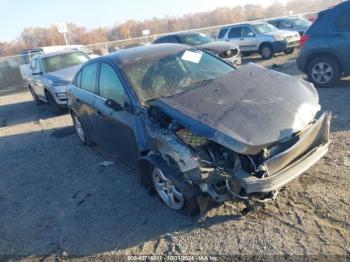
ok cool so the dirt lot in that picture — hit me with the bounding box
[0,52,349,259]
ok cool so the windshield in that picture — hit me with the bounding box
[42,51,89,73]
[179,33,213,46]
[253,23,278,34]
[120,48,235,103]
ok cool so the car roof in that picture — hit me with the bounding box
[19,48,43,54]
[220,21,266,30]
[33,49,82,59]
[159,31,202,38]
[94,43,190,66]
[267,16,304,22]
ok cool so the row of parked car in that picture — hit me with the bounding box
[24,2,348,215]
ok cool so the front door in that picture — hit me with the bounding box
[240,26,258,51]
[93,62,139,164]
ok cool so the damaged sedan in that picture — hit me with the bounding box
[67,44,331,215]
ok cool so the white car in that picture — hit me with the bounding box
[18,45,97,81]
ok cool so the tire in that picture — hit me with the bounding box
[46,91,64,114]
[29,86,44,105]
[151,166,199,216]
[260,44,274,60]
[71,112,91,146]
[307,56,341,88]
[284,48,294,55]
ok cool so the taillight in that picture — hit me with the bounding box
[300,34,310,48]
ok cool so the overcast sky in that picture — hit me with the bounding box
[0,0,281,42]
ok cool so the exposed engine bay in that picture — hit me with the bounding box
[147,105,331,207]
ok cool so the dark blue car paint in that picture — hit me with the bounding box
[297,1,350,74]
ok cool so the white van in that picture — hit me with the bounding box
[18,45,97,81]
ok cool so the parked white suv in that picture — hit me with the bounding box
[217,22,300,59]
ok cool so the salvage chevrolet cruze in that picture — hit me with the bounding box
[67,44,331,215]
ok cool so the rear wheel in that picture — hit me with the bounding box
[72,112,91,145]
[260,44,274,60]
[151,166,199,215]
[29,86,44,105]
[307,56,341,88]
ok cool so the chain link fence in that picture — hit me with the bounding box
[0,12,317,97]
[0,55,26,96]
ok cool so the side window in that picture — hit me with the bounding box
[32,59,43,73]
[335,10,350,30]
[241,26,255,37]
[163,36,179,43]
[228,27,241,39]
[280,20,293,28]
[99,63,127,106]
[19,53,30,65]
[218,28,228,39]
[80,63,98,93]
[30,59,36,70]
[155,36,179,44]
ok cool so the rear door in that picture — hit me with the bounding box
[93,62,139,164]
[69,62,99,140]
[332,9,350,74]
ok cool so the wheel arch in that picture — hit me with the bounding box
[258,41,273,51]
[305,52,343,73]
[137,152,200,197]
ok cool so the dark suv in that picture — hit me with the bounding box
[297,1,350,87]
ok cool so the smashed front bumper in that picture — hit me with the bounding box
[237,112,331,194]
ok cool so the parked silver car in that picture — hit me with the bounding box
[217,22,300,59]
[28,50,90,113]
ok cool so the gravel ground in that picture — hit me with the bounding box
[0,52,349,260]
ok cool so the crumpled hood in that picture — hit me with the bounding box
[45,64,82,83]
[154,63,320,154]
[198,41,239,54]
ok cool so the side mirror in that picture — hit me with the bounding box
[105,99,123,111]
[248,32,255,37]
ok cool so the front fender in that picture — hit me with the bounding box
[138,152,200,198]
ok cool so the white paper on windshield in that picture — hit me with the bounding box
[181,50,202,64]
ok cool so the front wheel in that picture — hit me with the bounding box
[46,91,64,114]
[307,56,341,88]
[151,166,199,215]
[284,48,295,55]
[260,44,274,60]
[29,86,44,105]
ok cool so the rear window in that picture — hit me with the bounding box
[218,28,228,39]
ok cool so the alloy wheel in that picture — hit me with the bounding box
[261,47,272,59]
[152,167,185,210]
[311,62,334,84]
[73,114,85,143]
